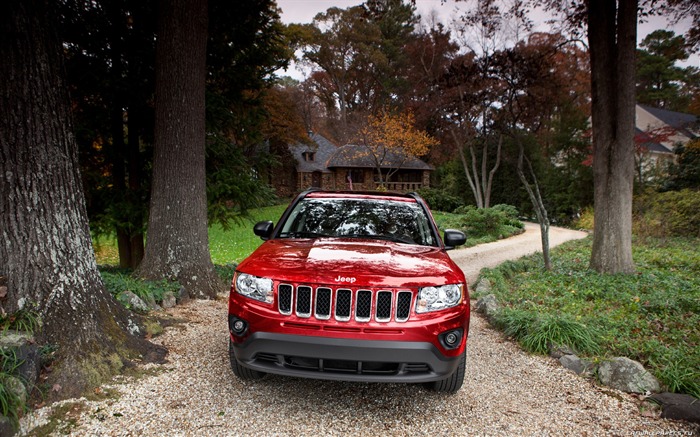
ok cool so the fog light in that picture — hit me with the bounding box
[439,328,463,350]
[228,315,248,336]
[445,332,458,346]
[233,320,245,333]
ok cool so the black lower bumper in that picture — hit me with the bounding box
[230,332,461,383]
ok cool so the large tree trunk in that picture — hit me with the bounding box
[135,0,222,298]
[588,0,637,274]
[0,0,161,400]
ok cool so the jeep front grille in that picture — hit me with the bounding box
[278,285,413,323]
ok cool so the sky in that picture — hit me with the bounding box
[274,0,698,78]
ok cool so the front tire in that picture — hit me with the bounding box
[426,350,465,393]
[229,340,266,380]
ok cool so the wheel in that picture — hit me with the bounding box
[229,340,266,380]
[426,350,466,393]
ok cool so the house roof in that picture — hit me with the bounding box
[638,104,699,140]
[635,128,673,154]
[289,133,337,173]
[327,145,433,171]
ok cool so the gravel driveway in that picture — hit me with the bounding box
[20,225,700,436]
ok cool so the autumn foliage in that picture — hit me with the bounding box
[358,111,438,186]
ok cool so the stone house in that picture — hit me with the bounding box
[278,133,432,195]
[635,104,698,179]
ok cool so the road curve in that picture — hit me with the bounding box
[450,222,589,286]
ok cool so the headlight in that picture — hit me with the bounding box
[416,284,463,313]
[235,273,274,304]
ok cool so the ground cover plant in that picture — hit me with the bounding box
[1,309,41,431]
[476,237,700,398]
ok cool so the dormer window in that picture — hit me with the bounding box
[302,151,315,162]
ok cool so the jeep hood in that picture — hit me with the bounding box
[236,238,465,288]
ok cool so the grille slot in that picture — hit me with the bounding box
[278,284,293,315]
[355,290,372,322]
[376,291,392,322]
[296,286,312,318]
[335,289,352,321]
[396,291,412,322]
[277,285,414,323]
[315,287,332,319]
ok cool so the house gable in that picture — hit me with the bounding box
[282,135,433,193]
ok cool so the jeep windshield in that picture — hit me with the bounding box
[277,196,438,247]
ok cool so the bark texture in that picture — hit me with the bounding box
[135,0,223,298]
[1,0,160,399]
[588,0,637,274]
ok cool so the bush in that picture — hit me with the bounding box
[435,205,524,247]
[634,189,700,239]
[416,188,462,212]
[100,269,180,307]
[573,206,594,231]
[452,205,523,239]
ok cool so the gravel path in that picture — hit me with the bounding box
[20,225,700,436]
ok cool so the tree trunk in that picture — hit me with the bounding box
[0,0,161,400]
[452,130,482,208]
[588,0,637,274]
[135,0,222,298]
[483,135,502,209]
[516,139,551,270]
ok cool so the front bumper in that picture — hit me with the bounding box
[230,331,462,383]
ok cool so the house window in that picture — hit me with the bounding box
[302,151,315,162]
[346,169,364,184]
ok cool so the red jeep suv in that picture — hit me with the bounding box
[227,190,470,392]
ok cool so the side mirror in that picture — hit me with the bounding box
[443,229,466,250]
[253,221,274,240]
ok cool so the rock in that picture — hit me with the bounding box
[598,357,661,394]
[162,291,177,309]
[177,286,190,304]
[118,290,150,313]
[649,392,700,423]
[550,344,576,359]
[559,354,594,375]
[475,277,492,294]
[145,294,158,309]
[0,415,15,437]
[0,330,40,388]
[3,375,27,405]
[475,294,500,321]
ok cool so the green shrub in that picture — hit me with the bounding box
[494,308,599,355]
[573,206,594,231]
[416,188,463,212]
[435,205,524,247]
[634,189,700,239]
[452,205,523,239]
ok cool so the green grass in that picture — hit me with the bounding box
[94,203,289,266]
[477,236,700,398]
[208,203,288,264]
